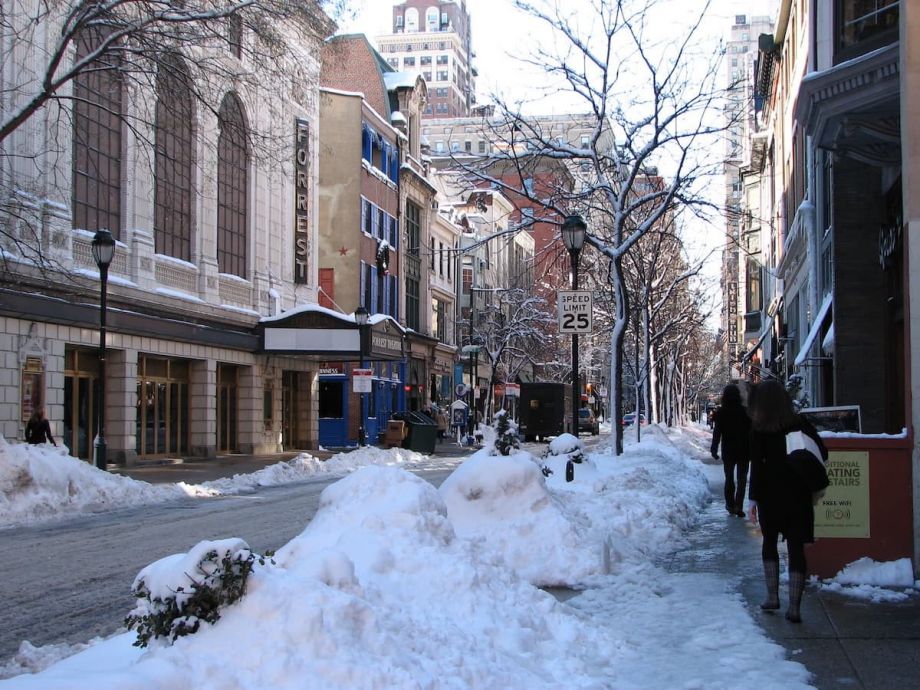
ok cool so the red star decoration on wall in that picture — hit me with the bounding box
[338,246,348,256]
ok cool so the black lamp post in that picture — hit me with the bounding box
[91,229,116,470]
[354,306,369,446]
[561,214,586,437]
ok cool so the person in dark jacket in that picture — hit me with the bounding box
[747,380,827,623]
[710,384,751,517]
[25,407,56,445]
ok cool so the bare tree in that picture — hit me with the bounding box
[446,0,731,453]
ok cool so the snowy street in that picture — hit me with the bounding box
[1,425,917,688]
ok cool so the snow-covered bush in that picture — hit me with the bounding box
[547,433,584,464]
[125,538,273,647]
[491,410,520,456]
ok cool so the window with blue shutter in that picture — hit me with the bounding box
[383,275,391,317]
[361,198,367,235]
[370,265,378,313]
[390,151,399,182]
[378,208,386,239]
[359,261,366,310]
[362,126,371,163]
[390,215,398,248]
[371,203,379,237]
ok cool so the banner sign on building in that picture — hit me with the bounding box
[294,117,310,284]
[814,451,870,538]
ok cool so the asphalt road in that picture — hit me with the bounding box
[0,468,455,665]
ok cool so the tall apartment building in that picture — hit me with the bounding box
[376,0,476,118]
[721,13,775,377]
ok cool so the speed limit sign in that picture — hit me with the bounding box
[558,290,593,333]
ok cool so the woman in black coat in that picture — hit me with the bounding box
[710,384,750,517]
[747,380,827,623]
[25,407,56,446]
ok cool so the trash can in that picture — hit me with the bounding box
[404,411,437,454]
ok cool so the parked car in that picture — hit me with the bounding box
[621,412,647,427]
[578,407,599,435]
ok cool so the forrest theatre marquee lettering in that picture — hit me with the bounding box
[294,118,310,284]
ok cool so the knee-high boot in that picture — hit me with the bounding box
[786,570,806,623]
[760,559,780,610]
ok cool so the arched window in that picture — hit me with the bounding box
[217,93,249,278]
[72,30,123,238]
[426,7,438,31]
[154,57,194,261]
[405,8,419,32]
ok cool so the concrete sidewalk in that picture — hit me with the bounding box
[663,455,920,690]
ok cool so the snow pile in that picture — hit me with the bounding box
[439,448,594,585]
[818,557,919,602]
[0,440,448,529]
[0,439,217,525]
[6,466,617,689]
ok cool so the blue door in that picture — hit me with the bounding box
[318,377,349,448]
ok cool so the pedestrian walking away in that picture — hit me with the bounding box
[25,406,57,445]
[747,380,828,624]
[710,384,750,517]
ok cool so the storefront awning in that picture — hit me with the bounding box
[740,315,773,364]
[258,305,405,361]
[794,293,833,367]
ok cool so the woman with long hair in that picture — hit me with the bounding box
[710,383,750,517]
[747,380,827,623]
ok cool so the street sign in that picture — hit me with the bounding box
[455,383,469,397]
[352,368,373,393]
[599,386,607,397]
[505,383,520,397]
[558,290,593,334]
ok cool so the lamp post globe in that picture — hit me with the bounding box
[91,229,116,471]
[561,214,587,254]
[354,307,370,446]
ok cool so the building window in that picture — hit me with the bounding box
[464,141,472,153]
[403,56,416,67]
[72,29,123,239]
[423,71,432,81]
[154,58,194,261]
[217,93,249,278]
[406,277,420,331]
[406,201,420,256]
[228,15,243,58]
[420,55,432,65]
[836,0,899,59]
[437,54,449,64]
[478,140,486,153]
[462,266,472,295]
[439,240,444,275]
[405,7,419,31]
[432,298,447,341]
[426,7,438,31]
[437,70,448,81]
[430,235,435,270]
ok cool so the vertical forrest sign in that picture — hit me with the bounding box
[294,118,310,284]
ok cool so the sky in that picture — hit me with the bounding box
[1,422,916,687]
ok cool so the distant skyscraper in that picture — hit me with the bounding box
[376,1,476,118]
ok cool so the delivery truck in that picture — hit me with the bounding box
[518,382,573,441]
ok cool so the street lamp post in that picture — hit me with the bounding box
[561,215,587,437]
[354,306,370,446]
[91,229,116,470]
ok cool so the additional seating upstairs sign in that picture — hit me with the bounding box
[557,290,593,333]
